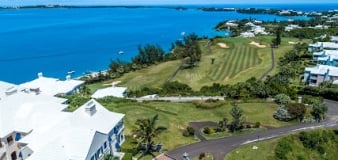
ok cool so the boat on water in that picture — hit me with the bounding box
[118,51,124,55]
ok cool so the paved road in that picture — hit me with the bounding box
[128,96,225,102]
[166,99,338,160]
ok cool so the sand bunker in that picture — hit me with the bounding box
[288,41,296,44]
[217,42,229,48]
[250,41,266,48]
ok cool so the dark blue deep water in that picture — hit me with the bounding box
[0,5,330,83]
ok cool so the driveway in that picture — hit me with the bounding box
[166,99,338,160]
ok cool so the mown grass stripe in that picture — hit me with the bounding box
[227,46,242,78]
[220,46,237,79]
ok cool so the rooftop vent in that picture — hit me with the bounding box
[85,100,96,116]
[37,72,43,78]
[66,75,71,81]
[5,86,17,96]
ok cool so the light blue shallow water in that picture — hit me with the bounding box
[0,7,311,83]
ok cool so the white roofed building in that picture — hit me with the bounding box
[308,42,338,52]
[92,82,127,99]
[303,64,338,86]
[20,72,84,96]
[0,84,125,160]
[312,50,338,66]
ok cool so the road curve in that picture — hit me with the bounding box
[166,100,338,160]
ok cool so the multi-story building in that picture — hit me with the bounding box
[0,75,124,160]
[312,50,338,66]
[303,64,338,86]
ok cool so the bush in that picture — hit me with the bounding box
[273,107,293,121]
[182,130,190,137]
[187,126,195,135]
[275,138,293,160]
[274,94,291,106]
[245,124,252,128]
[199,153,206,160]
[254,122,261,128]
[203,127,215,134]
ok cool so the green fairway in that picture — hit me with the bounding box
[100,100,292,151]
[87,36,309,91]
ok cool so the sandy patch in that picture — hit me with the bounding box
[249,41,266,48]
[288,41,296,44]
[103,81,122,86]
[217,42,229,48]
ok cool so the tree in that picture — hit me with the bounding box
[228,102,245,132]
[272,25,282,46]
[311,102,328,122]
[286,103,307,122]
[102,154,114,160]
[274,94,291,106]
[132,115,167,159]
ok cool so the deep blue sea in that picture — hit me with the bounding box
[0,4,336,83]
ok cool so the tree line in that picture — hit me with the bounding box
[83,33,202,84]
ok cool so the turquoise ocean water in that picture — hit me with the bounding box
[0,4,336,83]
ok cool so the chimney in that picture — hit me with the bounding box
[66,75,71,81]
[85,100,97,116]
[38,72,43,78]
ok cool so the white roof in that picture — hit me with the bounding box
[0,92,68,137]
[92,86,127,98]
[0,81,17,100]
[309,42,338,49]
[305,65,338,76]
[332,36,338,42]
[20,75,84,96]
[240,32,255,37]
[21,99,124,160]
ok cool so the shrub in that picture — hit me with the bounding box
[274,94,291,106]
[245,124,252,128]
[273,107,293,121]
[182,130,190,137]
[254,122,261,128]
[187,126,195,135]
[203,127,215,134]
[275,138,293,160]
[199,153,206,160]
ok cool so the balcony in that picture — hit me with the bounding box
[113,122,124,135]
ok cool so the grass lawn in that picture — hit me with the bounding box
[201,128,266,140]
[87,36,309,92]
[225,138,279,160]
[101,100,292,151]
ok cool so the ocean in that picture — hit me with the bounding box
[0,4,335,83]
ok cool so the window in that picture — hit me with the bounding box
[15,133,21,141]
[7,136,13,144]
[0,139,3,148]
[11,151,17,160]
[103,142,107,149]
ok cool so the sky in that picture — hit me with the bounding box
[1,0,338,6]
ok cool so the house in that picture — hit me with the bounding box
[225,22,238,27]
[0,81,18,100]
[91,82,127,99]
[285,24,301,32]
[303,64,338,86]
[331,36,338,43]
[240,32,255,38]
[312,50,338,66]
[308,42,338,52]
[0,89,125,160]
[20,72,84,96]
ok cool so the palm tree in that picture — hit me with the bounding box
[132,114,167,159]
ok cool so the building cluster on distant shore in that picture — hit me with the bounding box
[303,36,338,86]
[224,20,268,37]
[0,73,125,160]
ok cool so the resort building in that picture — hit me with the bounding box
[19,72,84,96]
[303,64,338,86]
[284,24,302,32]
[312,50,338,66]
[91,82,127,99]
[0,81,125,160]
[240,32,255,38]
[308,42,338,52]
